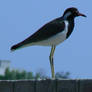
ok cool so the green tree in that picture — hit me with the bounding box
[4,68,16,80]
[27,72,34,79]
[0,75,4,80]
[0,67,70,80]
[16,70,27,79]
[35,69,48,79]
[9,70,16,80]
[4,67,11,80]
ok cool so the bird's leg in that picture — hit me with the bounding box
[49,45,56,79]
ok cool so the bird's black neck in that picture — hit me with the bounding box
[66,18,75,38]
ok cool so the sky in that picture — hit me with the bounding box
[0,0,91,78]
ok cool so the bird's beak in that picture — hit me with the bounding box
[78,12,87,17]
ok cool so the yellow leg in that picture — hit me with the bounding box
[49,45,56,79]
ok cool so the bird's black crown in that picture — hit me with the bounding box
[63,7,86,19]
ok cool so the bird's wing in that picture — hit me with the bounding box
[23,21,65,43]
[11,19,65,51]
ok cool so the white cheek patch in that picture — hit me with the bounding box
[64,12,71,19]
[64,20,69,33]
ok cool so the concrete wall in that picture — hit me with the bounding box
[0,60,10,75]
[0,79,92,92]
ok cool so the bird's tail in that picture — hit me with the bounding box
[11,35,34,51]
[11,42,24,51]
[11,38,31,51]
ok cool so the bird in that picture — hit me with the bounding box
[11,7,86,79]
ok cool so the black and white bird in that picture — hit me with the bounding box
[11,7,86,78]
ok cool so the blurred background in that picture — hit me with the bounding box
[0,0,91,79]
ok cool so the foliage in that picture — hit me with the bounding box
[0,68,70,80]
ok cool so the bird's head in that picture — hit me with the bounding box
[63,7,86,20]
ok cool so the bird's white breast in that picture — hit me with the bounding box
[29,20,69,46]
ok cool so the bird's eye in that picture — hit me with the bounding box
[75,10,79,14]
